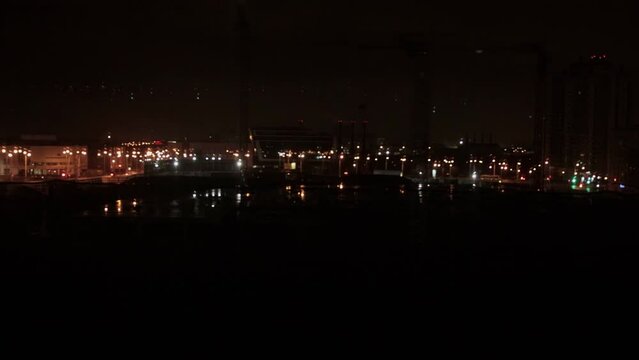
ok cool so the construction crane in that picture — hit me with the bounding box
[235,0,250,155]
[359,35,549,181]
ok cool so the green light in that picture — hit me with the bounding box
[571,176,577,184]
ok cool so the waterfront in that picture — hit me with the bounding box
[1,180,637,343]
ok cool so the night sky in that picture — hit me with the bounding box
[2,0,638,144]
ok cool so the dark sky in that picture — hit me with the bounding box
[2,0,638,144]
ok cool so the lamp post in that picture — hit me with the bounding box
[7,152,14,179]
[1,148,6,177]
[24,151,31,179]
[544,159,550,184]
[64,149,71,177]
[338,154,344,177]
[400,157,406,177]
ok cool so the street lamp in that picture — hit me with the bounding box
[400,157,406,177]
[63,149,72,177]
[24,151,31,179]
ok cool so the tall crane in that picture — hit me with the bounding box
[359,35,549,179]
[236,0,250,154]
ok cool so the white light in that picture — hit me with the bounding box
[237,160,243,168]
[174,161,179,167]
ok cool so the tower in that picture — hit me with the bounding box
[236,0,250,154]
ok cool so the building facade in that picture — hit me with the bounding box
[547,56,633,178]
[1,136,88,180]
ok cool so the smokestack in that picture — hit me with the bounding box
[358,104,367,155]
[361,121,368,155]
[337,120,343,150]
[236,0,250,154]
[350,121,356,155]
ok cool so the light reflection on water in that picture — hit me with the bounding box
[95,185,424,218]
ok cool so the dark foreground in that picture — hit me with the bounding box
[1,181,637,348]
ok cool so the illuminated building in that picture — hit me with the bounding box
[249,127,333,173]
[547,56,633,178]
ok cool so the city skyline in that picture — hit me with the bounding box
[2,0,639,144]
